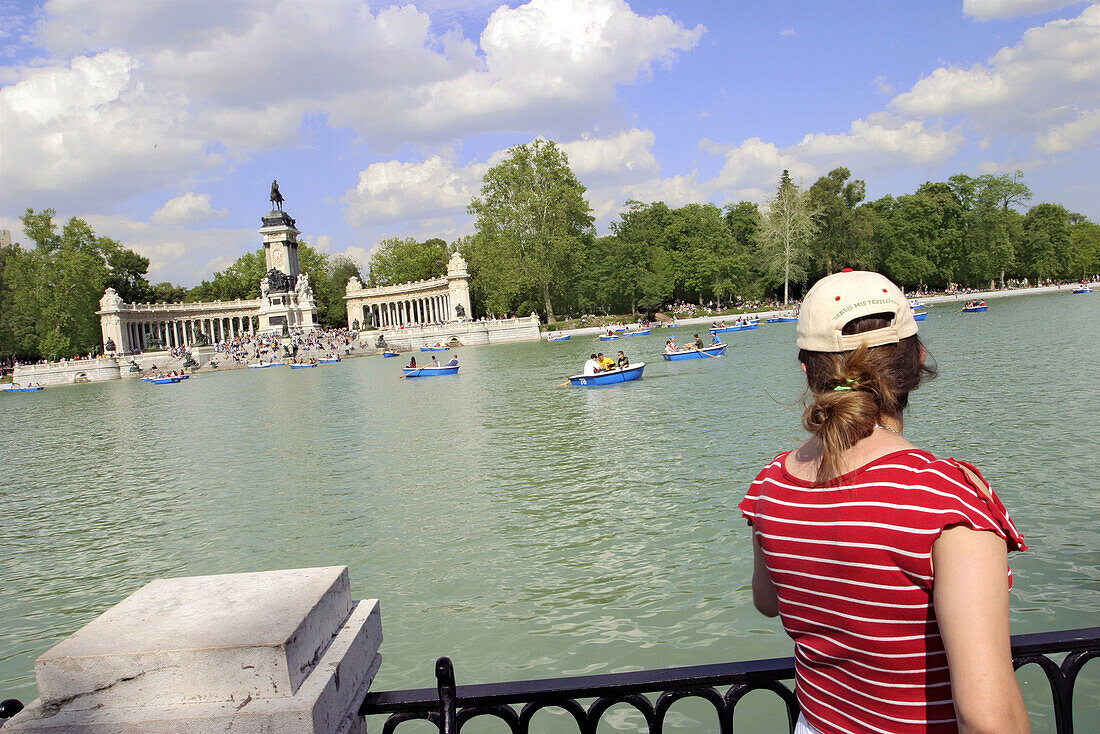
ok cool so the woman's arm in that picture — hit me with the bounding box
[751,533,779,617]
[932,526,1029,734]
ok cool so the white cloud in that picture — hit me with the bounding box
[890,4,1100,146]
[778,28,797,37]
[341,155,483,228]
[559,129,660,180]
[1,0,704,210]
[151,193,228,226]
[962,0,1085,21]
[1034,108,1100,151]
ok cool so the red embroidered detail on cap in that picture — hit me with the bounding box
[883,289,888,293]
[841,267,853,272]
[835,296,841,301]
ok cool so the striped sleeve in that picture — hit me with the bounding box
[917,456,1027,554]
[739,452,786,526]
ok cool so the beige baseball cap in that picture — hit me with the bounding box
[796,269,918,352]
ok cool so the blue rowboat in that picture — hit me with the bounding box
[318,358,340,363]
[663,344,727,361]
[402,365,459,378]
[382,351,400,358]
[622,329,650,337]
[150,377,181,385]
[962,305,987,313]
[3,386,43,392]
[547,335,570,342]
[598,335,619,341]
[709,323,756,333]
[912,311,927,321]
[567,362,646,386]
[290,364,316,369]
[419,346,448,351]
[1072,287,1092,294]
[766,316,798,323]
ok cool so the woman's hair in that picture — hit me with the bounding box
[798,313,936,485]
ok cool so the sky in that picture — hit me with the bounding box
[1,0,1098,287]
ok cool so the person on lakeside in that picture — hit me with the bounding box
[445,354,459,367]
[583,354,600,376]
[739,269,1028,734]
[616,351,629,369]
[691,333,705,350]
[597,352,615,371]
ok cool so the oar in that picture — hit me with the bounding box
[399,368,419,379]
[557,380,572,387]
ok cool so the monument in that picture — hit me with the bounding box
[256,182,319,334]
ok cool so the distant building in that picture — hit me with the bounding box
[0,229,12,248]
[97,205,319,353]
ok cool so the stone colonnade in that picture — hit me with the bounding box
[365,293,452,328]
[344,252,474,330]
[122,314,259,351]
[97,290,263,354]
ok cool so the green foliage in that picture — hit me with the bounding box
[367,237,449,286]
[0,209,150,361]
[467,139,594,322]
[1021,203,1072,280]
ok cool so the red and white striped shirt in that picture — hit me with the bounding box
[739,449,1026,734]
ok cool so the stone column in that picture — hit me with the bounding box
[4,566,381,734]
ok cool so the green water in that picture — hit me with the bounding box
[2,291,1098,730]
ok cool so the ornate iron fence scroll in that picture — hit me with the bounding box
[359,626,1100,734]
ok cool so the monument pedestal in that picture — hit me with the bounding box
[5,567,380,733]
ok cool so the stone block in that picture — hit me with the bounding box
[6,567,381,734]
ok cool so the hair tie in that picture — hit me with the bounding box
[833,378,857,392]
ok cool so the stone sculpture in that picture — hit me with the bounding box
[262,268,296,294]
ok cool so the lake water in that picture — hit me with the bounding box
[2,291,1098,731]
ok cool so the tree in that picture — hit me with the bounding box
[756,170,819,304]
[1068,220,1100,280]
[808,167,871,278]
[467,139,594,322]
[593,201,675,313]
[366,237,449,287]
[949,171,1030,287]
[1021,203,1072,281]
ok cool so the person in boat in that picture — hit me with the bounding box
[606,329,615,338]
[445,354,459,367]
[597,352,615,371]
[665,337,677,354]
[712,333,722,346]
[430,356,439,367]
[740,269,1027,734]
[583,354,600,375]
[691,333,705,350]
[616,351,629,368]
[407,356,417,369]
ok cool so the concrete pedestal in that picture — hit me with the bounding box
[5,567,380,733]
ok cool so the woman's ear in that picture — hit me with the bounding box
[919,344,927,365]
[800,362,807,374]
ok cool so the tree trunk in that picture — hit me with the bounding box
[541,282,554,323]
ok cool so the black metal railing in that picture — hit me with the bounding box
[360,626,1100,734]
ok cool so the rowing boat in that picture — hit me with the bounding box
[621,329,650,336]
[419,346,448,351]
[402,365,459,378]
[567,363,645,386]
[547,335,570,342]
[663,344,726,360]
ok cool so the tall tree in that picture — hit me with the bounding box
[1068,220,1100,280]
[756,170,819,304]
[467,139,594,322]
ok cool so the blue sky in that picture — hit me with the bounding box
[1,0,1098,286]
